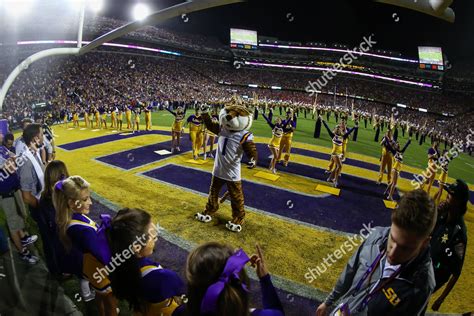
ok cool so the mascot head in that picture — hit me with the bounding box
[219,104,253,132]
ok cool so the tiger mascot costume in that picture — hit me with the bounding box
[194,102,258,232]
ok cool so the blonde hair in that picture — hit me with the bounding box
[53,176,90,249]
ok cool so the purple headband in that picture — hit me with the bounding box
[55,180,64,191]
[200,248,250,314]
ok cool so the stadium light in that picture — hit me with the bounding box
[418,108,428,112]
[132,3,150,21]
[4,0,36,17]
[396,103,407,108]
[248,84,258,88]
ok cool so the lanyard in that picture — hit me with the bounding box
[354,250,385,293]
[355,251,403,312]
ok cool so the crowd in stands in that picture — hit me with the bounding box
[444,62,474,94]
[83,16,231,57]
[0,50,473,148]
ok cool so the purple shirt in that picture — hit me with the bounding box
[67,213,111,265]
[138,257,184,304]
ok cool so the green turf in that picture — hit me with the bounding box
[154,110,474,184]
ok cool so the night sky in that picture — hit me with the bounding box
[102,0,474,61]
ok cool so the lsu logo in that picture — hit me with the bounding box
[382,287,401,306]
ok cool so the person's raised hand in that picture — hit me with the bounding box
[249,243,268,278]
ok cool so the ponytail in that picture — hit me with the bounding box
[186,242,250,316]
[218,279,249,316]
[52,176,90,250]
[108,208,151,313]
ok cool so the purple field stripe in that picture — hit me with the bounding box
[59,130,170,150]
[88,199,319,316]
[143,164,391,234]
[96,136,193,169]
[258,144,474,203]
[251,144,400,199]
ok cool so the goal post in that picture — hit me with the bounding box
[0,0,243,111]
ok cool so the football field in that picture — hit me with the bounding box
[2,110,473,315]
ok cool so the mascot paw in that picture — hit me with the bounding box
[225,221,242,233]
[247,158,256,169]
[194,212,212,223]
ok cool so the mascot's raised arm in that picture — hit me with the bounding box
[194,103,258,232]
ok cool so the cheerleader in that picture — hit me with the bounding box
[202,107,219,160]
[109,208,185,316]
[117,105,124,131]
[94,106,101,129]
[72,107,79,128]
[341,120,350,162]
[110,105,117,129]
[126,104,133,129]
[384,138,412,200]
[321,116,357,187]
[421,141,440,194]
[133,104,142,133]
[434,150,450,204]
[99,105,107,129]
[144,102,153,131]
[88,106,94,129]
[277,109,296,167]
[186,108,203,160]
[261,110,283,174]
[185,242,284,316]
[377,130,395,185]
[61,107,68,128]
[39,161,84,279]
[83,106,90,128]
[53,176,117,315]
[326,120,349,173]
[166,105,186,153]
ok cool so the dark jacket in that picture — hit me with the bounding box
[325,227,435,315]
[430,202,467,290]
